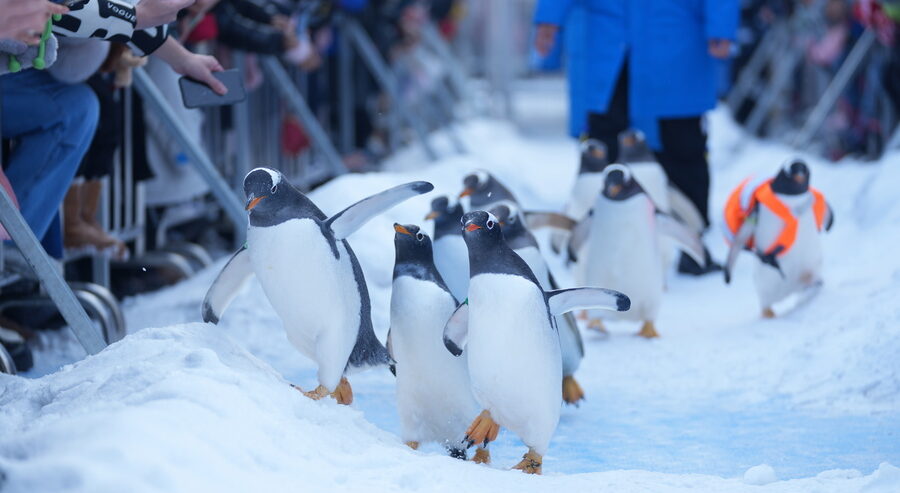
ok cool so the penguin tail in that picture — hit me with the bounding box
[345,326,394,374]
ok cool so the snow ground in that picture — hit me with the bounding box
[1,78,899,492]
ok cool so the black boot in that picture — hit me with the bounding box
[677,248,722,276]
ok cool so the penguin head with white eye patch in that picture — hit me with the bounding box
[460,210,502,246]
[579,139,610,174]
[617,129,655,164]
[393,223,434,265]
[243,167,289,214]
[771,159,811,195]
[488,204,526,240]
[425,196,464,224]
[602,164,641,201]
[459,170,490,199]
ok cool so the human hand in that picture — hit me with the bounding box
[135,0,197,29]
[534,24,558,57]
[0,0,68,45]
[708,39,732,59]
[155,37,227,94]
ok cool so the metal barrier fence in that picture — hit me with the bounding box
[0,18,471,360]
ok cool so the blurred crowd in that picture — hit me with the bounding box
[730,0,899,159]
[0,0,463,372]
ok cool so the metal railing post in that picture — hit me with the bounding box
[793,29,877,149]
[259,56,347,177]
[0,185,107,355]
[232,52,253,191]
[133,67,247,243]
[337,18,355,154]
[343,19,439,160]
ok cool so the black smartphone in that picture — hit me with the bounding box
[179,69,246,109]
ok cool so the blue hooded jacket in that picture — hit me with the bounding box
[535,0,739,148]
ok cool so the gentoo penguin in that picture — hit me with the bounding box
[458,170,518,211]
[489,204,586,405]
[723,159,833,318]
[425,196,469,302]
[444,211,630,474]
[389,224,488,463]
[550,140,610,254]
[202,168,433,404]
[572,165,706,338]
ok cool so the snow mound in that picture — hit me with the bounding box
[0,324,893,492]
[744,464,777,485]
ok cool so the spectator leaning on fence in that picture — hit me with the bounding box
[1,0,226,260]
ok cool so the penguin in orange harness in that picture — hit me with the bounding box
[723,159,834,318]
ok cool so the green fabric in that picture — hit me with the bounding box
[884,3,900,22]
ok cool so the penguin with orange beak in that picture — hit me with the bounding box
[202,168,433,404]
[723,159,834,318]
[444,211,630,474]
[458,170,518,211]
[389,223,488,463]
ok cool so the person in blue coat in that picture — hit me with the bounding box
[534,0,739,275]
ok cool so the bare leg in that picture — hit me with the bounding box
[587,318,608,334]
[762,307,776,319]
[405,441,419,450]
[330,377,353,405]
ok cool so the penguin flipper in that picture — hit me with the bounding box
[548,272,584,358]
[547,288,630,315]
[442,302,469,357]
[668,185,706,234]
[202,246,254,324]
[326,181,434,240]
[655,212,706,267]
[724,217,756,284]
[524,212,577,232]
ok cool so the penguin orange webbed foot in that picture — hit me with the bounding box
[464,410,500,449]
[762,308,776,319]
[587,318,608,334]
[472,447,491,464]
[637,321,659,339]
[405,441,419,450]
[512,449,542,475]
[562,375,585,406]
[301,385,330,401]
[330,377,353,405]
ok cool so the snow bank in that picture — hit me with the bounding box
[0,324,893,492]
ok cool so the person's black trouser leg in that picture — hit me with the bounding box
[654,116,710,227]
[654,117,721,274]
[587,62,629,163]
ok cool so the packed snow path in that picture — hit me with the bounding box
[2,82,899,491]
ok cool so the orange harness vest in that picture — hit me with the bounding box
[724,178,827,256]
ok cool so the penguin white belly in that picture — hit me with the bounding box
[466,273,562,455]
[515,245,581,376]
[631,163,675,272]
[577,197,663,322]
[391,277,479,445]
[753,197,823,308]
[433,235,469,302]
[248,219,359,389]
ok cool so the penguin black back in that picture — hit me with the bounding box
[770,159,811,195]
[393,224,452,295]
[244,168,324,227]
